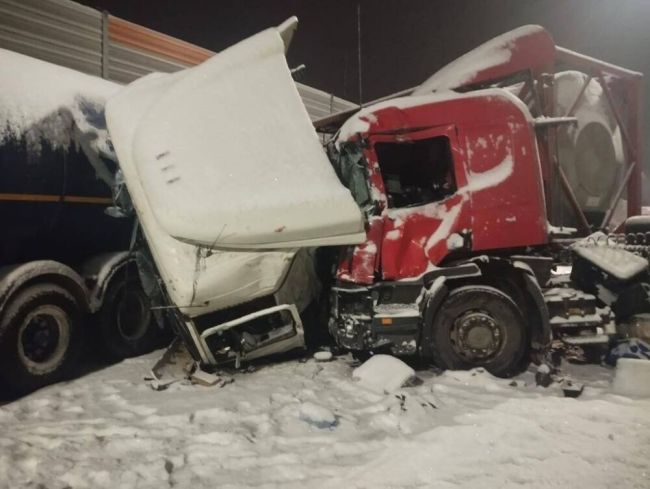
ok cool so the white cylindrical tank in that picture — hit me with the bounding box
[553,71,625,228]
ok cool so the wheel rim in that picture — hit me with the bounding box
[18,305,70,374]
[115,288,150,341]
[450,310,504,363]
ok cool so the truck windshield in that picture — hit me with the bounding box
[327,141,373,214]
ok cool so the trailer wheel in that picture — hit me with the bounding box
[0,284,83,394]
[98,275,158,359]
[428,286,527,377]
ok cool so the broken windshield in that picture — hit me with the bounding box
[327,141,373,216]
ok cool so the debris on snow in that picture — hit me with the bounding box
[190,369,224,387]
[561,379,585,398]
[535,363,553,387]
[314,351,334,362]
[353,354,416,394]
[149,338,196,389]
[298,402,338,429]
[1,352,649,488]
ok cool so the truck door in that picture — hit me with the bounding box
[460,123,547,251]
[373,125,470,280]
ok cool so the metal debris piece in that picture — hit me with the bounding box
[561,379,585,398]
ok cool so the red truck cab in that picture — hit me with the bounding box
[334,89,549,284]
[324,25,643,377]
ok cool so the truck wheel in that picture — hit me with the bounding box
[98,276,158,359]
[428,286,527,377]
[0,284,83,394]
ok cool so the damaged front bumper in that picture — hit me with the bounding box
[329,283,422,356]
[164,299,305,371]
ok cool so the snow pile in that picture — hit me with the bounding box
[413,25,544,94]
[298,402,337,429]
[313,350,333,362]
[612,358,650,397]
[106,25,364,249]
[0,48,120,155]
[0,354,649,488]
[352,354,416,393]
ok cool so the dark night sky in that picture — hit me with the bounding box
[78,0,650,105]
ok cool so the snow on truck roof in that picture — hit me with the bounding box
[413,25,546,94]
[0,48,120,153]
[337,87,534,145]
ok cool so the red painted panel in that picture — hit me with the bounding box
[461,120,547,251]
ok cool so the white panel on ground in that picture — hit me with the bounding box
[352,354,416,394]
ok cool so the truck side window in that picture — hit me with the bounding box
[374,136,456,208]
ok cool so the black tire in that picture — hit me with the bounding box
[0,284,83,394]
[97,274,159,360]
[428,286,528,377]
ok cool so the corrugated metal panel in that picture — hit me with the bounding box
[106,16,356,119]
[105,14,357,119]
[108,16,212,66]
[297,83,358,120]
[0,0,102,76]
[107,42,191,84]
[0,0,356,120]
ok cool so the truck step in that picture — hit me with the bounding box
[549,313,603,328]
[561,334,611,346]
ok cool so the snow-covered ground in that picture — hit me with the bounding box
[1,352,649,489]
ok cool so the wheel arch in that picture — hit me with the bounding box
[80,252,138,313]
[420,257,551,362]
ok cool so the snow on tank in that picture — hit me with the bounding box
[0,48,120,158]
[413,25,554,94]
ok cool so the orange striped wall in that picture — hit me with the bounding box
[108,16,214,67]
